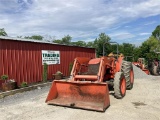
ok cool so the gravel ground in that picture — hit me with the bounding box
[0,65,160,120]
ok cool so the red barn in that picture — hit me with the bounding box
[0,36,95,85]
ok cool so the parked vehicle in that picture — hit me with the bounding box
[133,58,150,75]
[45,42,134,112]
[148,52,160,75]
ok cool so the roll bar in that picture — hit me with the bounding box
[103,41,119,56]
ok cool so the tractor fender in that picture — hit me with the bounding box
[115,57,124,72]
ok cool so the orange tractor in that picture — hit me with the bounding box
[46,42,134,112]
[148,52,160,75]
[133,58,150,75]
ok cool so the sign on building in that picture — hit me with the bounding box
[42,50,60,65]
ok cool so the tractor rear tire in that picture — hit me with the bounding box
[153,65,159,75]
[150,62,160,75]
[121,61,134,90]
[114,72,126,99]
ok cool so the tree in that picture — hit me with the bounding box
[132,47,141,62]
[53,35,72,45]
[31,35,43,40]
[43,35,56,42]
[53,39,62,44]
[119,43,135,55]
[94,33,111,57]
[133,25,160,61]
[139,36,159,60]
[0,28,7,36]
[71,41,86,47]
[24,35,43,40]
[152,25,160,40]
[86,41,95,48]
[17,36,22,38]
[61,35,72,45]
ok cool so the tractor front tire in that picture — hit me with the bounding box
[121,61,134,90]
[114,72,126,99]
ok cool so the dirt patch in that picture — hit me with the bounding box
[132,102,147,107]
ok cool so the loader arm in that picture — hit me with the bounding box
[72,57,107,82]
[45,57,110,112]
[70,57,91,81]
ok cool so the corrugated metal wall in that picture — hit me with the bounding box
[0,39,95,85]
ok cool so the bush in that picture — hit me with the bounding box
[55,71,63,75]
[21,82,28,88]
[1,74,8,80]
[43,63,48,82]
[69,63,73,74]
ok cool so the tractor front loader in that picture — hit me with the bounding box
[46,42,134,112]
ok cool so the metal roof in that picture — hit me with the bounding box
[0,36,94,49]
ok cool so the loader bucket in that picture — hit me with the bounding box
[46,80,110,112]
[143,69,150,75]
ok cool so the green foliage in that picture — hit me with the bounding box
[53,35,72,45]
[69,63,73,74]
[86,41,95,48]
[132,47,141,61]
[94,33,111,57]
[118,43,136,61]
[152,25,160,40]
[53,39,62,44]
[1,74,8,80]
[139,36,159,60]
[61,35,72,45]
[120,43,134,55]
[128,25,160,62]
[71,41,87,47]
[0,28,8,36]
[43,63,48,82]
[21,82,28,87]
[24,35,43,40]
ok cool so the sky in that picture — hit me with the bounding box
[0,0,160,46]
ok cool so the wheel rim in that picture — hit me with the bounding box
[120,77,126,95]
[130,69,134,84]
